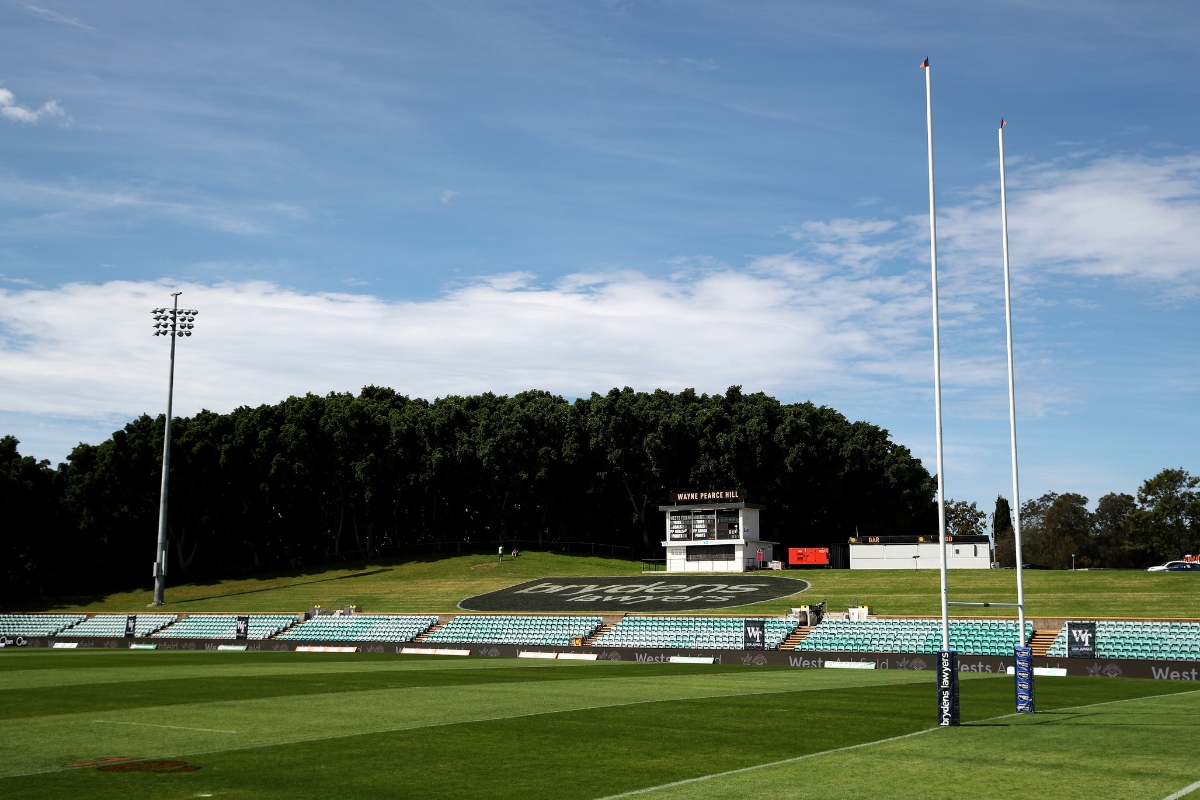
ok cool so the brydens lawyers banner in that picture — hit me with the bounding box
[1066,622,1097,658]
[937,650,960,726]
[743,620,765,650]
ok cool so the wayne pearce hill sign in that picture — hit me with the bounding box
[460,575,810,612]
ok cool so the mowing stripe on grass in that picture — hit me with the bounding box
[1163,780,1200,800]
[7,676,929,781]
[593,687,1200,800]
[93,720,238,734]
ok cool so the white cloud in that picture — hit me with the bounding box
[440,189,459,204]
[784,154,1200,307]
[0,264,935,422]
[0,87,66,124]
[936,154,1200,292]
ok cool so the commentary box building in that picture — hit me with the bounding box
[659,490,776,572]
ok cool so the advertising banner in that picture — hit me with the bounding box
[235,615,250,640]
[1066,622,1097,658]
[937,650,960,726]
[743,619,765,650]
[1014,645,1034,713]
[124,615,137,638]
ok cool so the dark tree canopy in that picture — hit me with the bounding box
[1,386,937,600]
[990,469,1196,570]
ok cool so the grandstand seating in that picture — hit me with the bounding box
[61,614,177,637]
[423,615,602,646]
[1046,621,1200,661]
[593,617,795,650]
[151,614,297,640]
[277,615,438,643]
[0,614,85,638]
[795,618,1034,656]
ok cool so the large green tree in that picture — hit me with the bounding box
[3,386,943,600]
[1127,469,1200,563]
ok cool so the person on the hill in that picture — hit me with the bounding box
[498,545,504,563]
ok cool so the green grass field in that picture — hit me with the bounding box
[14,551,1200,619]
[1,648,1196,799]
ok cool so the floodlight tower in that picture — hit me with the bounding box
[149,293,198,606]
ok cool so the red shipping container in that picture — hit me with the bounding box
[789,547,829,566]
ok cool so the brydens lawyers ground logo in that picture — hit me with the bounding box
[460,576,808,612]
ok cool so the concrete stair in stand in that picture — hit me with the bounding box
[411,614,455,643]
[270,618,301,639]
[583,615,626,647]
[1029,629,1058,657]
[782,626,814,651]
[583,624,614,646]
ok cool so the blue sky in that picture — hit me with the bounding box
[1,1,1197,517]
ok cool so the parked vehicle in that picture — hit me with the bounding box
[1147,561,1187,572]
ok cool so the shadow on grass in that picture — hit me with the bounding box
[169,567,397,605]
[2,549,641,612]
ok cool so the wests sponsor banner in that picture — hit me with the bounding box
[743,619,765,650]
[460,576,808,612]
[1066,622,1097,658]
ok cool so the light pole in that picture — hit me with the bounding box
[149,293,198,606]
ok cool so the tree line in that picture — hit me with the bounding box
[945,473,1200,570]
[2,386,938,600]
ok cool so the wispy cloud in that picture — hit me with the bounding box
[938,154,1200,293]
[24,4,94,31]
[0,87,66,124]
[439,189,459,204]
[792,154,1200,299]
[0,178,271,235]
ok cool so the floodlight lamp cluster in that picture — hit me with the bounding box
[151,307,200,337]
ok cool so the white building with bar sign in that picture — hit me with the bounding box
[848,535,991,569]
[659,491,776,572]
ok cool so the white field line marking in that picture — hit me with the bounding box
[593,686,1200,800]
[593,728,941,800]
[93,720,238,734]
[8,677,925,780]
[1163,780,1200,800]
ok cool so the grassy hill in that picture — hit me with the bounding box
[10,552,1200,619]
